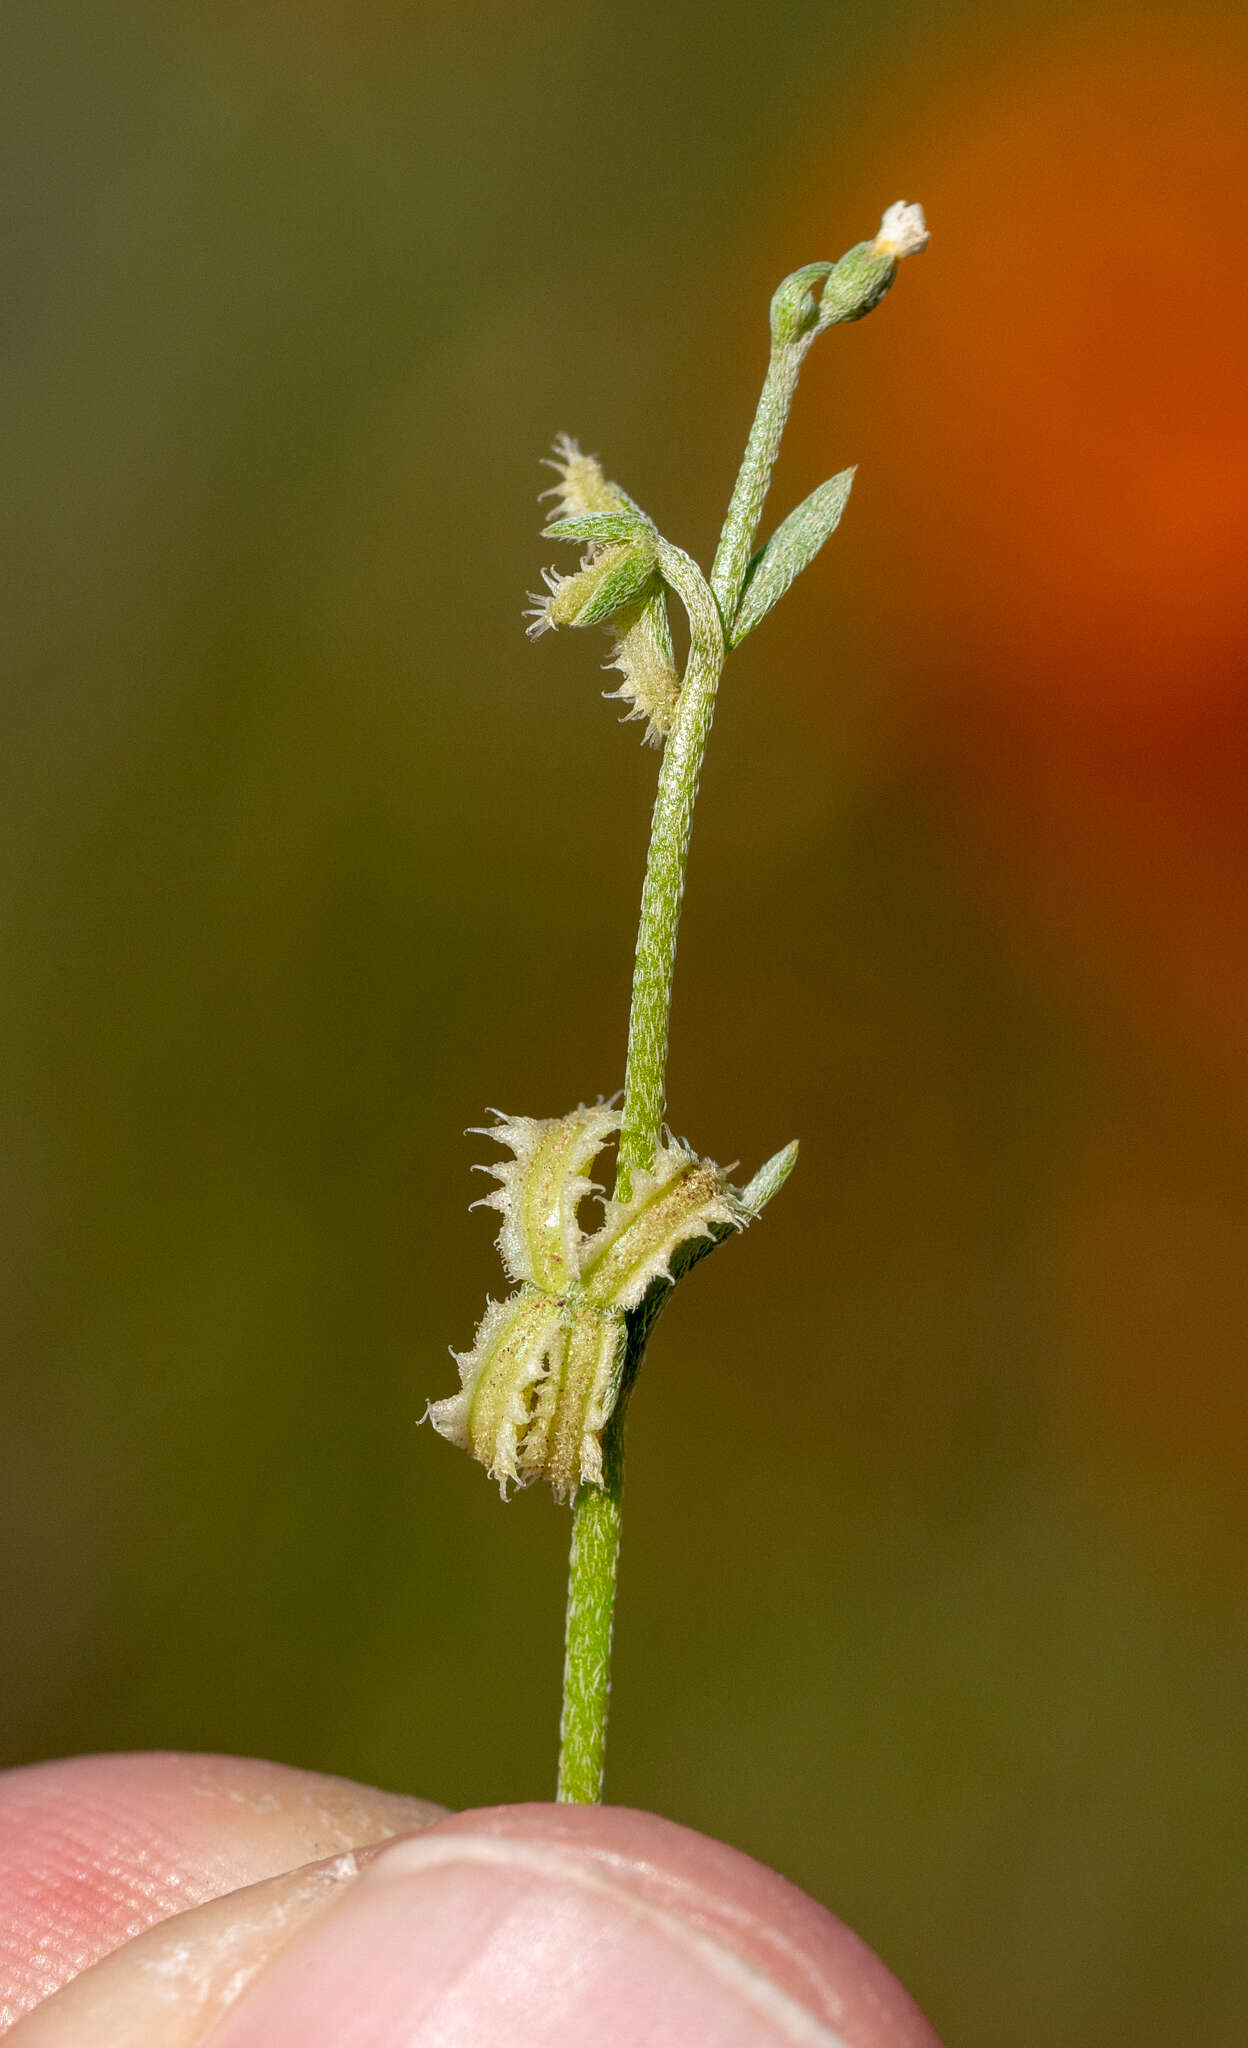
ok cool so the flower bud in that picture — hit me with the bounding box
[769,262,834,346]
[817,201,929,328]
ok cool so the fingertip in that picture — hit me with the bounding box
[210,1811,943,2048]
[10,1799,943,2048]
[0,1751,445,2027]
[419,1803,937,2045]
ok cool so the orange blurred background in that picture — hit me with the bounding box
[805,25,1248,1547]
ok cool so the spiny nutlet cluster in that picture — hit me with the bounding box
[427,1106,770,1499]
[524,439,681,745]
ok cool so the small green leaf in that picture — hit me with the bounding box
[569,549,659,628]
[738,1139,798,1216]
[730,469,855,645]
[543,511,651,545]
[530,544,659,637]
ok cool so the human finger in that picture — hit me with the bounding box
[0,1750,445,2030]
[11,1800,943,2047]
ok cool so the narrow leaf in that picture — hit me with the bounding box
[565,548,659,629]
[730,468,855,645]
[738,1139,799,1216]
[543,511,651,545]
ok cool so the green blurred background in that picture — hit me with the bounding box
[4,3,1247,2042]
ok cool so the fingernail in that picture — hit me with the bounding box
[212,1827,856,2047]
[212,1835,836,2039]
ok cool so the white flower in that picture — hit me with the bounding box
[873,201,929,260]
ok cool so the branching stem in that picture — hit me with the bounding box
[556,541,725,1803]
[555,350,803,1805]
[552,212,925,1798]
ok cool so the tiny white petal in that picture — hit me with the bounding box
[873,200,929,259]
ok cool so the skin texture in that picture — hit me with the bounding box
[0,1755,944,2047]
[0,1752,445,2032]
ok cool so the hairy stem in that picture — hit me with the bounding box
[556,542,725,1802]
[710,336,809,624]
[554,1390,627,1803]
[617,541,727,1198]
[546,214,926,1801]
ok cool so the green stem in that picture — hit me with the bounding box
[555,541,725,1803]
[554,1393,626,1803]
[555,297,832,1799]
[547,228,921,1801]
[710,334,809,624]
[617,541,727,1197]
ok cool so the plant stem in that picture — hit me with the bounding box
[617,541,727,1198]
[554,293,831,1799]
[710,336,809,624]
[554,1395,626,1803]
[555,540,725,1802]
[546,223,924,1800]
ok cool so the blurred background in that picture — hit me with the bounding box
[3,3,1247,2041]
